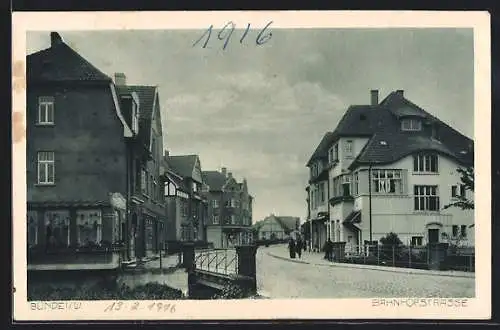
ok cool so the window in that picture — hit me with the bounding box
[165,182,177,196]
[44,210,70,248]
[231,215,237,224]
[76,210,102,246]
[132,101,139,133]
[452,184,466,198]
[401,118,422,131]
[37,151,55,184]
[461,225,467,238]
[38,96,54,124]
[414,185,439,211]
[230,199,238,208]
[27,211,38,247]
[372,170,403,194]
[212,199,219,208]
[342,175,351,196]
[413,154,438,173]
[319,182,325,203]
[181,200,188,217]
[344,140,353,157]
[334,144,339,162]
[353,172,359,195]
[213,215,219,224]
[192,182,198,192]
[141,170,147,194]
[452,225,459,237]
[411,236,423,246]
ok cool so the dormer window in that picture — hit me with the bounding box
[401,118,422,131]
[131,100,139,134]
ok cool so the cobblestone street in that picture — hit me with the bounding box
[256,245,475,299]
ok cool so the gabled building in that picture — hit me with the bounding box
[163,153,208,242]
[306,89,474,253]
[254,214,300,241]
[202,168,253,248]
[26,32,167,271]
[114,75,167,260]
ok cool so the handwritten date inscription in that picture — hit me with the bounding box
[193,21,273,50]
[104,301,176,313]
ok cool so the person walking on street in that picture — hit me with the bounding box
[296,236,303,259]
[288,238,296,259]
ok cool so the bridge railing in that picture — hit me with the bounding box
[194,248,238,275]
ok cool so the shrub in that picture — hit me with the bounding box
[211,283,246,299]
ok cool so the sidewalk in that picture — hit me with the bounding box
[265,244,475,279]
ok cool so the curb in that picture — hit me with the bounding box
[266,251,475,279]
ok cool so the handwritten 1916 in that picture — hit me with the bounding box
[193,21,273,50]
[103,301,176,313]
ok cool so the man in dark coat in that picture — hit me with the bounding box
[288,238,296,258]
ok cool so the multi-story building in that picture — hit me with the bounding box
[202,168,253,248]
[26,32,166,270]
[306,89,474,253]
[114,74,167,260]
[163,153,208,242]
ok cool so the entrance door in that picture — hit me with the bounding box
[428,229,439,244]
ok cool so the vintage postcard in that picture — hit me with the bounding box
[12,11,491,321]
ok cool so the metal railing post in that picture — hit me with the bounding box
[225,249,228,274]
[392,245,395,267]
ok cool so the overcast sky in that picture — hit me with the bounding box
[27,28,474,223]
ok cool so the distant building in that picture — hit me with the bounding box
[254,215,300,241]
[305,89,474,253]
[202,168,253,248]
[163,153,208,242]
[26,32,167,270]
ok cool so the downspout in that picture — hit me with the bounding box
[368,164,373,244]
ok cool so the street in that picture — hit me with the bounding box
[256,245,475,299]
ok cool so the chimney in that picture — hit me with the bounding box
[396,89,404,97]
[370,89,379,106]
[114,72,127,86]
[50,32,63,47]
[221,167,227,177]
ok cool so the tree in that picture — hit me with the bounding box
[379,232,403,246]
[443,166,474,210]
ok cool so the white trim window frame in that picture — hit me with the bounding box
[413,153,439,173]
[372,169,403,194]
[37,151,55,184]
[213,215,219,224]
[38,96,55,125]
[344,140,353,157]
[414,185,440,211]
[401,118,422,131]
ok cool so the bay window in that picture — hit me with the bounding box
[76,210,102,246]
[45,210,70,247]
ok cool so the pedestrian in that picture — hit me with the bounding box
[296,237,303,259]
[288,238,296,259]
[323,239,334,261]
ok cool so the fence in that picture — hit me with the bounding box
[194,248,239,275]
[340,244,474,272]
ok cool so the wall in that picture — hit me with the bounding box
[206,227,222,248]
[353,153,474,245]
[27,84,127,202]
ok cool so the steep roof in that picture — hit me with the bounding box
[116,85,157,147]
[308,90,474,170]
[274,216,300,232]
[166,155,198,179]
[202,171,227,191]
[27,34,111,84]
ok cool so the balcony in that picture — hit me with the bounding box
[329,194,354,207]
